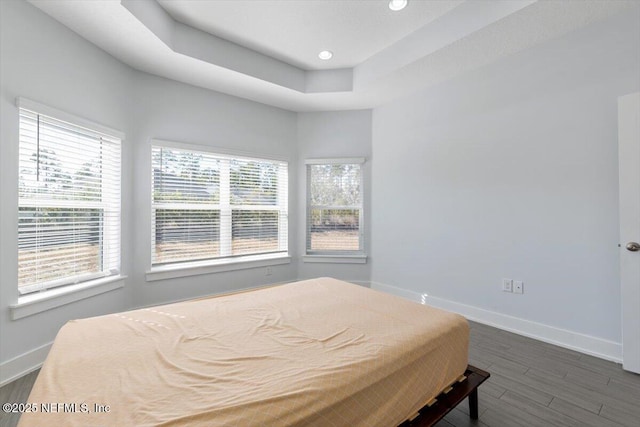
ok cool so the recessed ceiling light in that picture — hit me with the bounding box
[318,50,333,60]
[389,0,408,11]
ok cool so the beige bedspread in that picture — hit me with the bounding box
[19,277,468,427]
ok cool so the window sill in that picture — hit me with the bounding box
[303,255,368,264]
[146,253,291,282]
[10,275,126,320]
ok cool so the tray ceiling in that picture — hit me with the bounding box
[27,0,637,112]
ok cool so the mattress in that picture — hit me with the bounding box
[19,277,469,427]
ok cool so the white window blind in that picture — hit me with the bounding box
[151,144,288,266]
[306,160,364,254]
[18,108,121,295]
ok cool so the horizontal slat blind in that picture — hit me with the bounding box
[18,109,121,294]
[152,145,288,266]
[307,163,363,253]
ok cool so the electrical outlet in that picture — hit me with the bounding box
[265,266,273,276]
[502,278,513,292]
[513,280,524,294]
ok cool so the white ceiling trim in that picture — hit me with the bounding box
[122,0,311,93]
[123,0,538,95]
[27,0,639,112]
[354,0,536,90]
[156,0,466,71]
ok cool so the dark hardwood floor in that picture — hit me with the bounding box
[1,321,639,427]
[436,322,640,427]
[0,370,39,427]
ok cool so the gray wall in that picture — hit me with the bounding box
[3,0,638,379]
[0,0,134,363]
[130,72,298,308]
[0,1,371,377]
[296,111,373,283]
[371,10,640,343]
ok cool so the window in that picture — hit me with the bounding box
[18,103,121,295]
[151,143,288,267]
[306,158,364,255]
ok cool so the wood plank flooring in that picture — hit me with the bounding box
[436,322,640,427]
[1,321,639,427]
[0,370,39,427]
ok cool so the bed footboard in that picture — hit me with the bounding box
[399,365,490,427]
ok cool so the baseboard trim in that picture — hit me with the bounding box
[344,280,371,288]
[9,279,617,387]
[0,342,52,387]
[371,281,623,363]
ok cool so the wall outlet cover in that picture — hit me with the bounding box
[513,280,524,294]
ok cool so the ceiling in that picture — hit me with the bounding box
[156,0,464,70]
[28,0,638,112]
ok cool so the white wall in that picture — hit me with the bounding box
[372,10,640,351]
[0,0,134,367]
[130,72,298,307]
[296,111,372,283]
[0,1,300,382]
[3,0,637,383]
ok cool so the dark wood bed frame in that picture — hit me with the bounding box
[399,365,490,427]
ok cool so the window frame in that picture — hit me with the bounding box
[305,157,365,258]
[148,139,290,277]
[16,98,123,296]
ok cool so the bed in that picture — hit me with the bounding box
[19,277,486,426]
